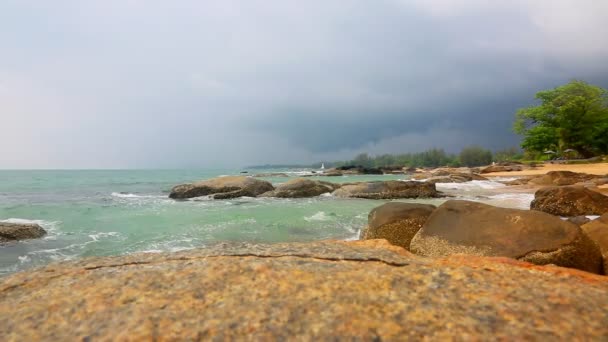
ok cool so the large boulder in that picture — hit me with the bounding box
[1,240,608,340]
[582,214,608,273]
[410,200,603,274]
[531,186,608,216]
[169,176,274,199]
[332,181,440,199]
[528,171,600,186]
[260,178,340,198]
[361,203,436,249]
[0,222,47,242]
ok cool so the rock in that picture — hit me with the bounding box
[410,200,603,274]
[252,173,289,178]
[0,222,47,242]
[335,165,383,174]
[322,170,343,177]
[531,186,608,217]
[502,176,534,185]
[259,178,340,198]
[169,176,274,199]
[567,216,592,226]
[426,173,488,184]
[480,165,523,173]
[528,171,599,186]
[332,181,440,199]
[361,203,436,249]
[582,213,608,273]
[1,240,608,340]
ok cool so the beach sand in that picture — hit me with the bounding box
[484,162,608,177]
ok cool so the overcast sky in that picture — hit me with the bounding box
[2,0,608,168]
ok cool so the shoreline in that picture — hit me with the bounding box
[483,162,608,177]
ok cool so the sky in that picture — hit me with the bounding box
[1,0,608,169]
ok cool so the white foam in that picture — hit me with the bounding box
[483,193,535,210]
[304,211,331,222]
[436,180,506,191]
[111,192,165,199]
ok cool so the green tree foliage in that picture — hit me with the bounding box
[514,80,608,157]
[493,147,523,162]
[459,146,493,167]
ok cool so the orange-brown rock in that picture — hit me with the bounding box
[1,240,608,340]
[332,181,439,199]
[361,202,436,249]
[531,185,608,217]
[582,214,608,272]
[480,164,523,173]
[169,176,274,199]
[528,171,600,186]
[410,200,603,274]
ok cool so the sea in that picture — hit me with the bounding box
[0,169,534,275]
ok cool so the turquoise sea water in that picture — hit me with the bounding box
[0,169,534,275]
[0,170,432,275]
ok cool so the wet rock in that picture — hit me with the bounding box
[361,203,436,249]
[531,186,608,216]
[0,222,47,242]
[410,200,603,274]
[169,176,274,199]
[260,178,340,198]
[426,173,488,184]
[332,181,440,199]
[1,240,608,340]
[582,213,608,273]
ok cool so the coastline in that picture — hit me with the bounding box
[483,162,608,177]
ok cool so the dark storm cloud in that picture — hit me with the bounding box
[1,0,607,168]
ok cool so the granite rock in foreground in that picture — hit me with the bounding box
[0,222,46,242]
[2,240,608,341]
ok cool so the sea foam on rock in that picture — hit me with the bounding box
[410,200,603,274]
[1,240,608,340]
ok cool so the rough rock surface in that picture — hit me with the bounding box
[531,185,608,217]
[361,203,436,249]
[1,240,608,341]
[260,178,340,198]
[582,213,608,272]
[169,176,274,199]
[332,181,439,199]
[0,222,47,242]
[528,171,600,186]
[410,200,603,274]
[480,164,523,173]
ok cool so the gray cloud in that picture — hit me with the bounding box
[1,1,607,168]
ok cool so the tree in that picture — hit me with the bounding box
[459,146,493,167]
[514,80,608,157]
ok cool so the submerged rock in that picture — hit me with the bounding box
[169,176,274,199]
[260,178,340,198]
[361,202,436,249]
[332,181,439,199]
[410,200,603,274]
[0,222,46,242]
[1,240,607,340]
[531,185,608,217]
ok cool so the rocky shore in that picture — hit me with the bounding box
[2,163,608,339]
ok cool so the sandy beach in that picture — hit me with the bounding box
[484,162,608,177]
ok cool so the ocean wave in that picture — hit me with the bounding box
[1,218,61,235]
[304,211,332,222]
[436,180,506,191]
[111,192,165,199]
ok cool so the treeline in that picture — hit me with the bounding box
[322,146,522,169]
